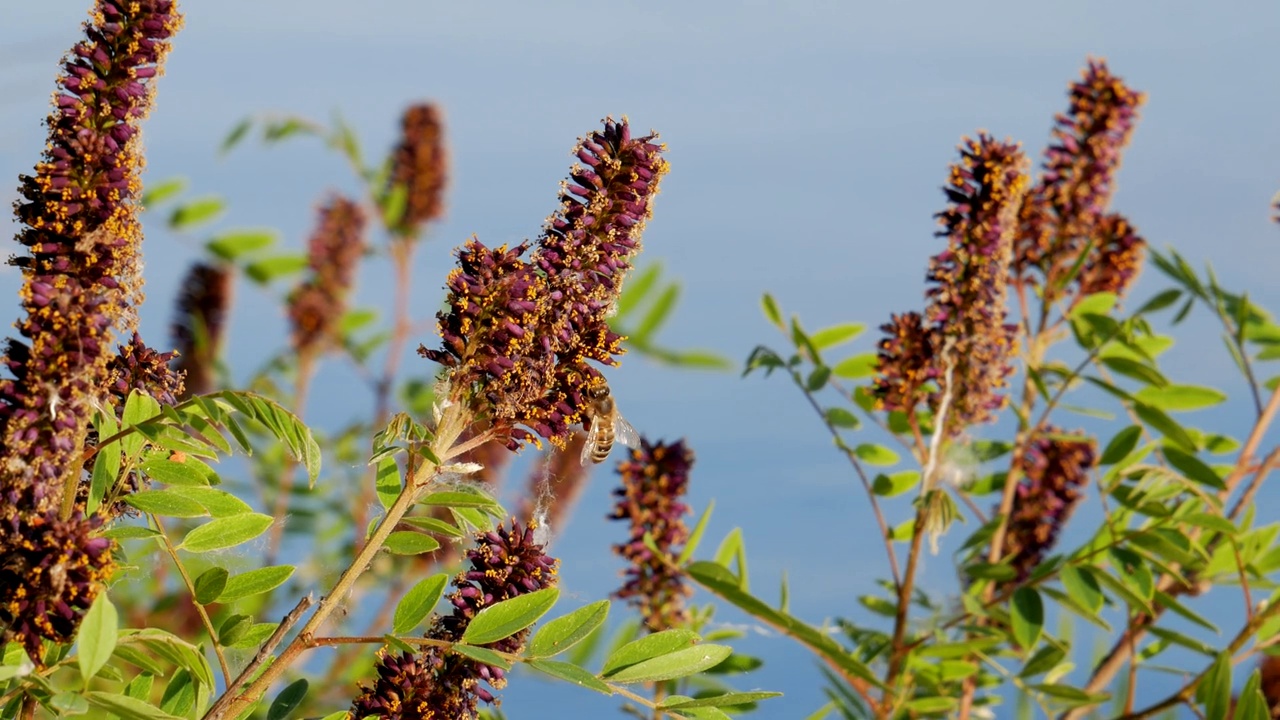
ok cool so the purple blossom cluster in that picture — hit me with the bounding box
[0,0,181,662]
[350,520,559,719]
[874,135,1028,436]
[420,118,668,450]
[171,262,233,398]
[1015,59,1147,299]
[387,103,448,238]
[1001,430,1096,583]
[610,438,693,632]
[287,195,368,357]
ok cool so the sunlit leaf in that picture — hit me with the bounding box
[605,644,733,683]
[521,600,609,661]
[526,659,613,695]
[179,514,273,553]
[462,588,560,646]
[393,574,449,635]
[78,593,118,686]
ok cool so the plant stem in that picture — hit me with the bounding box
[153,516,232,685]
[206,402,465,720]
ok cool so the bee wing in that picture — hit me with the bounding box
[581,413,604,466]
[613,415,641,450]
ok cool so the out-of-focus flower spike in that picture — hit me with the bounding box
[998,429,1095,585]
[609,437,693,632]
[387,102,448,239]
[1013,59,1145,292]
[287,194,367,359]
[1075,213,1145,298]
[872,312,939,414]
[171,262,232,398]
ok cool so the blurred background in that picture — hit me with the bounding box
[3,1,1280,716]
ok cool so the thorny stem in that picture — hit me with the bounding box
[206,401,467,720]
[153,516,232,685]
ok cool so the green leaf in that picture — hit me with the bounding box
[462,588,560,646]
[872,471,919,498]
[141,176,187,207]
[179,514,273,553]
[226,622,278,649]
[140,458,209,487]
[1195,652,1232,719]
[218,614,251,646]
[529,600,610,658]
[244,254,309,284]
[220,118,252,154]
[1010,588,1043,651]
[267,678,308,720]
[169,196,225,231]
[124,673,155,701]
[420,490,501,510]
[1100,356,1167,387]
[677,501,714,566]
[101,526,161,540]
[605,644,732,683]
[78,593,118,686]
[602,629,700,676]
[806,365,832,391]
[166,487,253,517]
[1029,684,1109,709]
[854,444,899,466]
[761,294,784,329]
[124,490,208,518]
[206,229,276,262]
[686,562,882,689]
[526,659,613,695]
[1059,566,1103,614]
[214,391,322,484]
[1019,644,1066,678]
[661,691,784,709]
[1236,669,1271,720]
[1133,401,1197,452]
[1071,291,1119,318]
[450,644,511,670]
[122,391,160,458]
[1163,447,1226,490]
[903,696,957,714]
[810,323,865,350]
[832,353,878,379]
[1099,425,1143,466]
[1134,384,1227,412]
[192,567,228,605]
[85,692,185,720]
[633,284,679,342]
[615,263,662,319]
[383,531,442,556]
[217,566,296,602]
[392,574,449,635]
[159,669,194,715]
[1136,288,1182,315]
[824,407,860,429]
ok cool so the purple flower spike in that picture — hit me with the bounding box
[350,520,559,719]
[610,438,694,632]
[1015,59,1146,294]
[419,117,669,451]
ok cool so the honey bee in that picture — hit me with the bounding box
[580,384,640,465]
